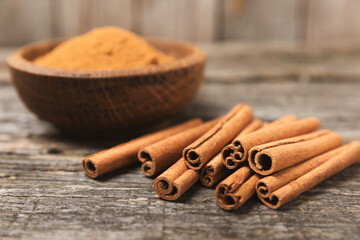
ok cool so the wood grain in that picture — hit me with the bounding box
[0,0,51,45]
[141,0,222,42]
[2,0,360,45]
[49,0,133,38]
[305,0,360,47]
[1,52,360,239]
[0,47,14,83]
[1,42,360,239]
[201,41,360,83]
[223,0,303,41]
[3,39,360,83]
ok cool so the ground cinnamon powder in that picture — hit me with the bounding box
[34,26,175,70]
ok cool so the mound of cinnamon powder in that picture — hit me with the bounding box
[34,26,175,70]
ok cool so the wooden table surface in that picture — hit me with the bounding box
[0,43,359,240]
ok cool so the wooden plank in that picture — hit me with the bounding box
[50,0,220,41]
[0,80,359,239]
[0,0,52,45]
[89,0,132,29]
[200,41,360,83]
[49,0,87,38]
[0,0,221,43]
[3,0,360,46]
[305,0,360,47]
[223,0,303,41]
[141,0,221,42]
[49,0,133,38]
[3,39,360,84]
[0,47,15,83]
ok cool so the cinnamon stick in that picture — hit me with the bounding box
[215,166,260,210]
[153,158,199,200]
[222,117,321,169]
[249,129,343,175]
[184,104,253,170]
[256,145,346,199]
[82,118,202,178]
[257,141,360,209]
[222,115,299,169]
[139,119,219,177]
[200,119,263,188]
[200,153,231,188]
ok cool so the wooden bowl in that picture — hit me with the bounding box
[7,38,206,136]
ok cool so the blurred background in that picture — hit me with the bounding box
[1,0,360,46]
[2,0,360,84]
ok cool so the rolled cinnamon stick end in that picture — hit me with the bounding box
[153,158,199,200]
[256,145,346,198]
[225,119,263,151]
[226,117,321,167]
[154,158,187,195]
[258,141,360,209]
[200,153,232,187]
[221,145,240,170]
[184,104,253,170]
[215,167,259,210]
[200,119,263,187]
[139,119,219,177]
[82,118,202,178]
[225,118,264,154]
[222,115,299,170]
[249,129,343,176]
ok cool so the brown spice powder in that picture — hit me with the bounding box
[34,26,175,70]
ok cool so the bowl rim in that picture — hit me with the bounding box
[6,37,206,79]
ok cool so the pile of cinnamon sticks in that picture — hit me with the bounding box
[82,103,360,210]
